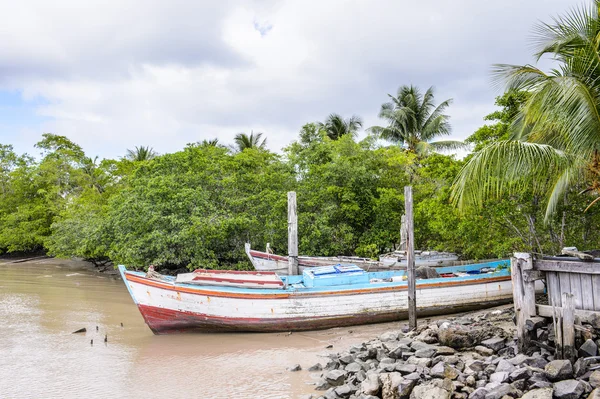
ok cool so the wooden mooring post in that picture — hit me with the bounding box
[405,186,416,331]
[511,253,536,352]
[288,191,299,275]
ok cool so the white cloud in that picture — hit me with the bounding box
[0,0,581,159]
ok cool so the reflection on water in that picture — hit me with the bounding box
[0,259,407,399]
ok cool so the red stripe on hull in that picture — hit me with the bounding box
[137,299,513,334]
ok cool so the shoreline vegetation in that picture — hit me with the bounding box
[1,89,599,273]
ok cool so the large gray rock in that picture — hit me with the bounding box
[590,371,600,388]
[410,341,433,351]
[407,356,431,368]
[380,331,400,342]
[346,363,362,373]
[381,372,404,399]
[396,364,417,375]
[508,354,530,366]
[495,359,516,374]
[309,363,323,371]
[509,367,531,382]
[520,387,553,399]
[335,384,354,397]
[414,348,436,358]
[468,387,488,399]
[474,346,494,356]
[580,339,598,358]
[481,337,505,353]
[483,383,518,399]
[325,369,348,386]
[339,353,355,364]
[360,374,381,396]
[409,379,451,399]
[489,372,509,383]
[430,362,460,380]
[545,360,573,382]
[397,379,417,399]
[316,378,331,390]
[553,379,585,399]
[436,346,456,355]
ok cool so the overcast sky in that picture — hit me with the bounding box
[0,0,583,159]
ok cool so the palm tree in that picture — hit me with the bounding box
[233,132,267,151]
[370,85,466,155]
[200,138,220,147]
[318,113,363,140]
[452,1,600,219]
[125,146,157,162]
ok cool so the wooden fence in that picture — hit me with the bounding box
[511,252,600,362]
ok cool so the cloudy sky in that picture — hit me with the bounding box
[0,0,582,159]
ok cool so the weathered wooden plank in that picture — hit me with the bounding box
[512,253,536,352]
[569,273,583,309]
[537,304,600,323]
[535,260,600,275]
[546,272,562,307]
[287,191,299,276]
[558,272,571,307]
[405,186,416,331]
[581,274,595,311]
[593,275,600,312]
[562,293,575,363]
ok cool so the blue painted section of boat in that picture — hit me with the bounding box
[121,259,510,296]
[118,265,139,305]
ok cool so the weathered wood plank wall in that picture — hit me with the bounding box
[545,270,600,311]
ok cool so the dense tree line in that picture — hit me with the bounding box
[1,86,599,271]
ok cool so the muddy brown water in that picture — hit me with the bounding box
[0,259,419,399]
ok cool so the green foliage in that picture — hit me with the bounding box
[126,146,158,162]
[465,91,529,152]
[369,85,466,155]
[455,1,600,217]
[233,132,267,152]
[318,113,363,140]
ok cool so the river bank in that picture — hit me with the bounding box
[0,259,423,398]
[299,304,600,399]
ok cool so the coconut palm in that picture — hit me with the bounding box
[370,85,466,155]
[233,132,267,151]
[200,138,220,147]
[451,1,600,219]
[318,113,363,140]
[125,146,157,162]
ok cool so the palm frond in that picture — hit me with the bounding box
[451,141,572,211]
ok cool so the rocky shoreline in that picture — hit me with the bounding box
[294,306,600,399]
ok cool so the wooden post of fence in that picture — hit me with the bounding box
[405,186,416,331]
[511,252,537,352]
[562,292,575,363]
[288,192,299,275]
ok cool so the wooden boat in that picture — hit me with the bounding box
[245,243,457,275]
[175,269,284,289]
[119,260,513,334]
[379,250,459,268]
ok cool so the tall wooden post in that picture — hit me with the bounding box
[511,252,536,352]
[288,191,299,275]
[405,186,416,330]
[562,293,575,363]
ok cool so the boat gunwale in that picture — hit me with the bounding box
[119,265,511,300]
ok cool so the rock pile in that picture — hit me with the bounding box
[300,308,600,399]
